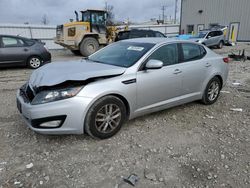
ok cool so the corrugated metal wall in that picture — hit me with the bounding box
[180,0,250,41]
[0,24,63,49]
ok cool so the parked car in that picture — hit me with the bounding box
[115,29,166,41]
[0,35,51,69]
[190,29,225,48]
[16,38,229,139]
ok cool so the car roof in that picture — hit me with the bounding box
[121,37,199,45]
[200,29,222,32]
[120,29,161,33]
[0,34,30,40]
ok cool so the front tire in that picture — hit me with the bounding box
[80,37,99,57]
[202,77,222,105]
[85,96,127,139]
[27,56,42,69]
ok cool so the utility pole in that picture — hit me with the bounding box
[105,1,108,11]
[161,6,166,23]
[174,0,178,24]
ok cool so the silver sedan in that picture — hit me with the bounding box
[16,38,229,139]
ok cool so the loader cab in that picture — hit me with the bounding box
[81,10,107,34]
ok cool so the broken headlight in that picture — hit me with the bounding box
[31,86,82,105]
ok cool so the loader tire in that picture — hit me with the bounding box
[80,37,99,57]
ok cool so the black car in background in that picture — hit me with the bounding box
[115,29,166,41]
[0,35,51,69]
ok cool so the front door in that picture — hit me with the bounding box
[229,22,240,43]
[0,36,28,65]
[136,43,182,111]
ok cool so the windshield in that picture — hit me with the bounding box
[88,42,154,68]
[193,32,208,38]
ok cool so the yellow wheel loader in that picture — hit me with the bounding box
[55,10,110,57]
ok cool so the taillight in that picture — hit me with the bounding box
[223,57,229,63]
[44,45,49,52]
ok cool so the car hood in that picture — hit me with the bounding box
[29,60,127,88]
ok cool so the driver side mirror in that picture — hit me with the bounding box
[145,59,163,70]
[207,35,211,39]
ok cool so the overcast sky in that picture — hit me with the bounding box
[0,0,181,25]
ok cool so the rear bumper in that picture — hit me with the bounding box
[41,51,51,64]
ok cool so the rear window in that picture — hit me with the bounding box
[181,43,206,62]
[24,39,35,46]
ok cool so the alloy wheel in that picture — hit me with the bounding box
[95,104,122,134]
[208,81,220,101]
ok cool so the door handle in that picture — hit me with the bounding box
[174,69,182,74]
[24,48,28,52]
[205,63,211,67]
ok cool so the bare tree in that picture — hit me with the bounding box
[41,14,49,25]
[105,2,115,25]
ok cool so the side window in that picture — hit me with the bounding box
[207,32,214,38]
[148,44,178,66]
[182,43,204,62]
[200,45,207,57]
[129,31,142,39]
[155,32,165,37]
[145,31,154,37]
[2,37,25,48]
[217,31,223,36]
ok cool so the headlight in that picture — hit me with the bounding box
[31,86,82,105]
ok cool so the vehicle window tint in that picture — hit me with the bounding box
[216,31,223,36]
[148,44,178,66]
[24,39,35,46]
[199,45,207,57]
[117,31,130,40]
[145,31,154,37]
[130,31,145,38]
[2,37,25,47]
[155,32,165,37]
[207,32,215,38]
[182,43,203,61]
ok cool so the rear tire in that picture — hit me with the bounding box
[71,50,81,56]
[217,41,223,49]
[84,96,126,139]
[80,37,99,57]
[27,56,42,69]
[202,77,222,105]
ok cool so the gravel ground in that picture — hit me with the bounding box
[0,44,249,188]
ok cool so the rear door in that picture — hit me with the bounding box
[179,43,208,96]
[0,36,30,66]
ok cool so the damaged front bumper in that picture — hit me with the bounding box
[16,89,93,135]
